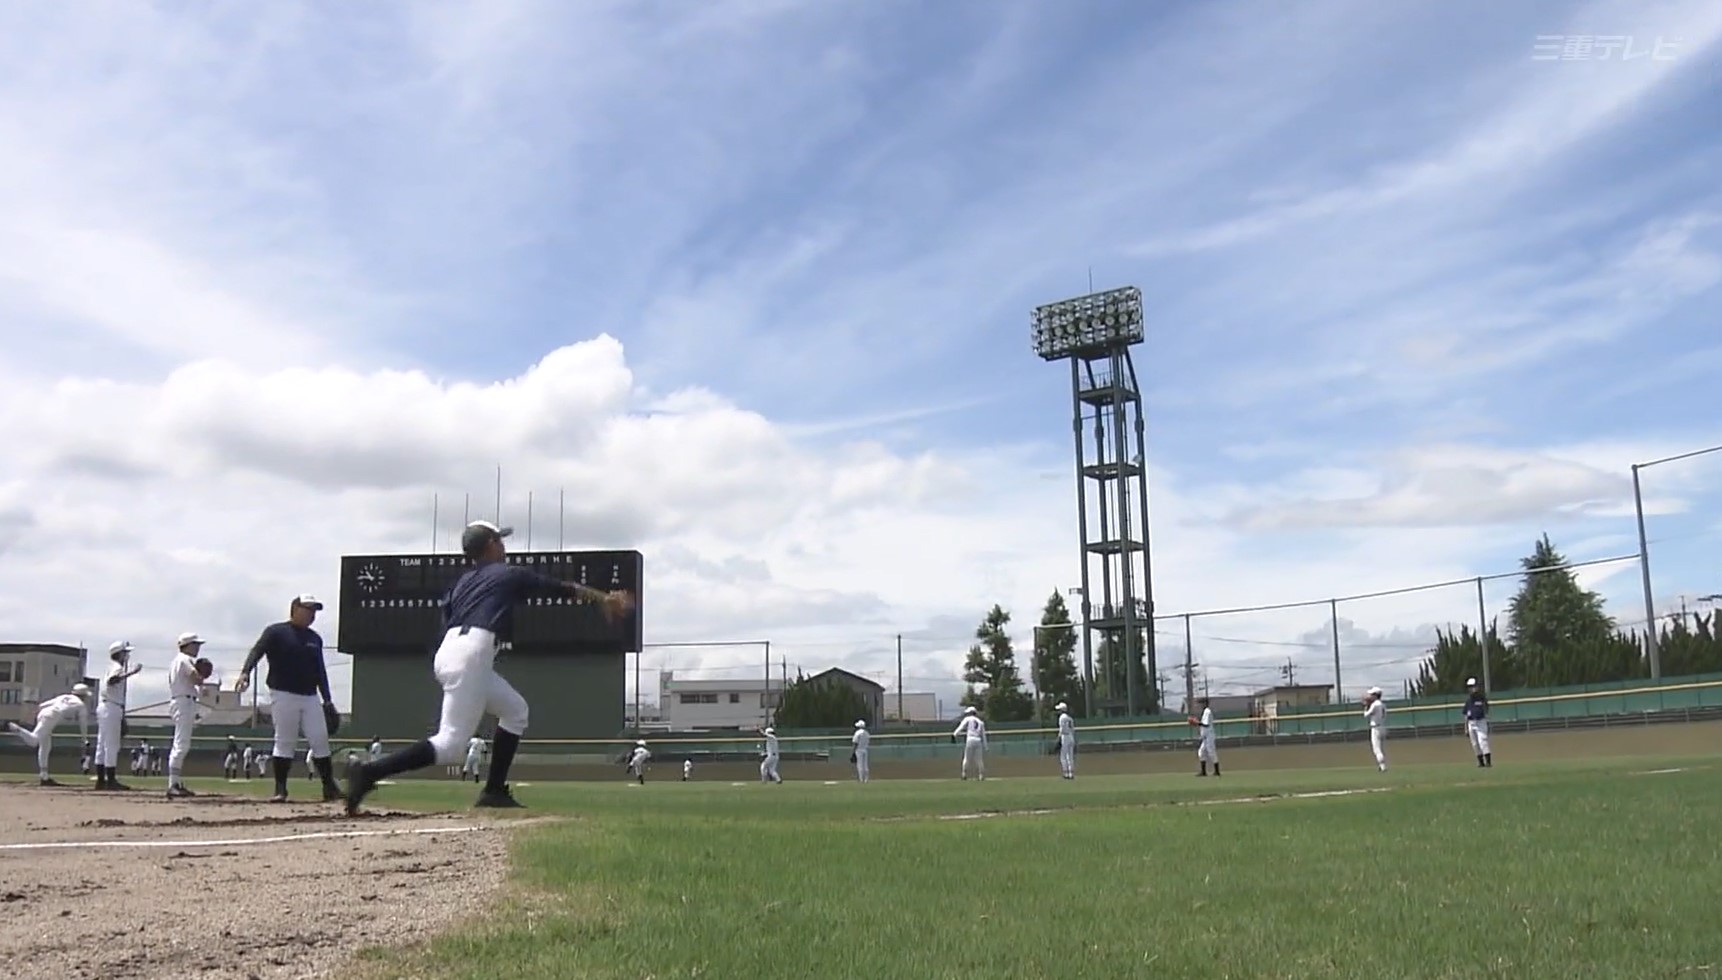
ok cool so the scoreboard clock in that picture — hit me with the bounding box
[336,550,643,653]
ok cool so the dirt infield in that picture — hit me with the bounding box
[0,782,510,980]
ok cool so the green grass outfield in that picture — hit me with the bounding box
[39,757,1722,979]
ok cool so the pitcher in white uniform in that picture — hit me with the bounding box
[952,707,987,780]
[850,720,871,783]
[95,641,142,791]
[1193,698,1221,777]
[627,740,650,785]
[760,727,782,783]
[7,684,91,786]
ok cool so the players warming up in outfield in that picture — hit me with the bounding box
[627,740,650,785]
[953,706,987,780]
[95,641,141,791]
[7,684,91,786]
[1363,687,1388,772]
[851,720,870,783]
[760,727,783,783]
[166,632,208,799]
[1192,698,1221,777]
[345,520,634,813]
[236,595,344,803]
[463,735,487,783]
[1464,677,1493,767]
[682,758,692,782]
[1055,701,1076,779]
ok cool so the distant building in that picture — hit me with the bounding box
[1179,693,1255,718]
[802,667,886,723]
[1252,684,1334,734]
[0,643,87,725]
[881,691,940,723]
[623,701,669,731]
[658,671,784,730]
[131,687,256,728]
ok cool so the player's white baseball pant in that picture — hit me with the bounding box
[1369,727,1387,769]
[1198,731,1218,764]
[10,707,72,776]
[269,690,331,760]
[760,755,780,782]
[96,701,124,768]
[463,752,481,776]
[428,628,529,765]
[169,695,197,779]
[1467,719,1491,755]
[1058,735,1076,777]
[961,737,985,779]
[854,748,869,782]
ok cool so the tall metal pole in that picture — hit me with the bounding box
[1475,577,1492,693]
[1183,614,1194,714]
[1032,626,1044,724]
[431,494,439,553]
[1070,358,1096,717]
[558,488,565,550]
[526,492,534,550]
[896,634,904,722]
[1329,598,1342,703]
[495,465,503,524]
[1110,350,1138,717]
[1126,351,1158,709]
[633,652,641,733]
[1632,464,1662,679]
[462,493,470,527]
[764,640,772,727]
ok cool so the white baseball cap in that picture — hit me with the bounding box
[855,720,866,728]
[72,683,91,696]
[636,739,647,747]
[1367,686,1383,696]
[108,640,132,656]
[178,632,205,648]
[763,727,775,735]
[1465,677,1478,687]
[1054,701,1068,711]
[964,706,977,715]
[292,594,324,610]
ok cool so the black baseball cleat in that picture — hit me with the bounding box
[321,784,344,803]
[38,777,60,787]
[110,779,134,791]
[344,767,378,816]
[474,785,524,809]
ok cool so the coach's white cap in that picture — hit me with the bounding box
[964,705,977,715]
[1465,677,1478,687]
[1054,701,1068,711]
[292,594,324,610]
[177,632,205,648]
[1367,686,1383,696]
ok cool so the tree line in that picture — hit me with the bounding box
[1412,534,1722,695]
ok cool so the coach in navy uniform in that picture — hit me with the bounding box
[345,520,633,813]
[236,595,344,802]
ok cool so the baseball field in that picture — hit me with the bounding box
[3,724,1719,980]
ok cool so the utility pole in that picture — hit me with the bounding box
[896,634,904,723]
[763,640,772,727]
[1281,658,1297,686]
[1182,614,1195,714]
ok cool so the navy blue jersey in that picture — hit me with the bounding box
[243,622,332,700]
[442,561,572,643]
[1463,692,1488,720]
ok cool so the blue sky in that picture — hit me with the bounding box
[0,0,1718,710]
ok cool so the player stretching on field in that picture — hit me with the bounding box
[345,520,633,813]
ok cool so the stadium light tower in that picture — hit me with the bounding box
[1032,286,1159,718]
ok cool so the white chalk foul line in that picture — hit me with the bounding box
[931,787,1394,822]
[0,824,489,852]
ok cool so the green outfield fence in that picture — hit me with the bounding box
[10,672,1722,766]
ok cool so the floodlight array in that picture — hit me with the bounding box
[1031,286,1144,360]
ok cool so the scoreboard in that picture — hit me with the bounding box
[336,550,643,653]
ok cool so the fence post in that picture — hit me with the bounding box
[1183,614,1195,715]
[1329,598,1342,703]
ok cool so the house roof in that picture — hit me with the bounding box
[806,666,885,692]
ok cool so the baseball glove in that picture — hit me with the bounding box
[849,752,857,764]
[323,701,342,736]
[194,658,214,680]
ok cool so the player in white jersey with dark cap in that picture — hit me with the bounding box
[1191,697,1221,777]
[7,684,92,786]
[1363,687,1388,771]
[952,706,987,780]
[345,520,633,813]
[759,727,782,783]
[95,641,142,791]
[1054,701,1076,779]
[463,735,486,782]
[850,720,870,782]
[166,632,208,799]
